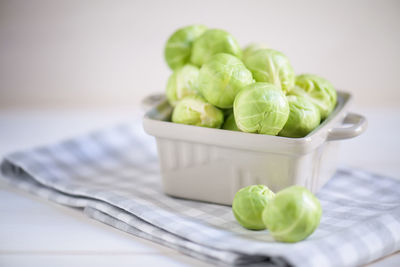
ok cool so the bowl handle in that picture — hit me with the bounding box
[327,112,367,141]
[141,93,166,111]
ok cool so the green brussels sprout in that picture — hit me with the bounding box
[278,95,321,138]
[164,25,208,70]
[234,83,289,135]
[262,186,322,243]
[223,108,233,117]
[243,49,295,93]
[242,43,269,62]
[171,95,224,128]
[197,53,253,109]
[166,64,200,107]
[290,74,337,120]
[190,29,242,66]
[222,113,240,131]
[232,185,275,230]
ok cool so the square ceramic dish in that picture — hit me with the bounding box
[143,91,367,205]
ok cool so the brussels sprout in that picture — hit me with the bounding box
[197,53,253,109]
[223,108,233,117]
[234,83,289,135]
[164,25,208,70]
[166,64,200,106]
[278,95,321,138]
[190,29,242,66]
[232,185,275,230]
[262,186,322,243]
[242,43,269,62]
[290,74,337,120]
[222,113,240,131]
[243,49,295,93]
[171,95,224,128]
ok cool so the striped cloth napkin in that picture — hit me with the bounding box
[1,121,399,267]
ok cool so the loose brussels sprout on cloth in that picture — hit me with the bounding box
[242,43,269,62]
[232,185,275,230]
[197,53,253,109]
[262,186,322,243]
[164,25,207,70]
[190,29,242,66]
[278,95,321,138]
[234,83,289,135]
[166,64,200,107]
[222,113,240,131]
[291,74,337,120]
[243,49,295,93]
[171,95,224,128]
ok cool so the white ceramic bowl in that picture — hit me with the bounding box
[143,91,367,205]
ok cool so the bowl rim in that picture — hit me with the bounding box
[143,91,353,155]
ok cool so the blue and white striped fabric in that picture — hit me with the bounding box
[1,122,399,267]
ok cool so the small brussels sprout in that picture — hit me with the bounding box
[242,43,269,62]
[262,186,322,243]
[243,49,295,93]
[291,74,337,120]
[197,53,253,109]
[171,95,224,128]
[223,108,233,117]
[278,95,321,138]
[234,83,289,135]
[164,25,208,70]
[232,185,275,230]
[222,113,240,131]
[166,64,200,106]
[190,29,242,66]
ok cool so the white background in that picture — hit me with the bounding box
[0,0,399,109]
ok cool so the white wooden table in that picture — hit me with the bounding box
[0,108,399,267]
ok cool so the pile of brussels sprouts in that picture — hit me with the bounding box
[233,185,322,243]
[164,25,337,138]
